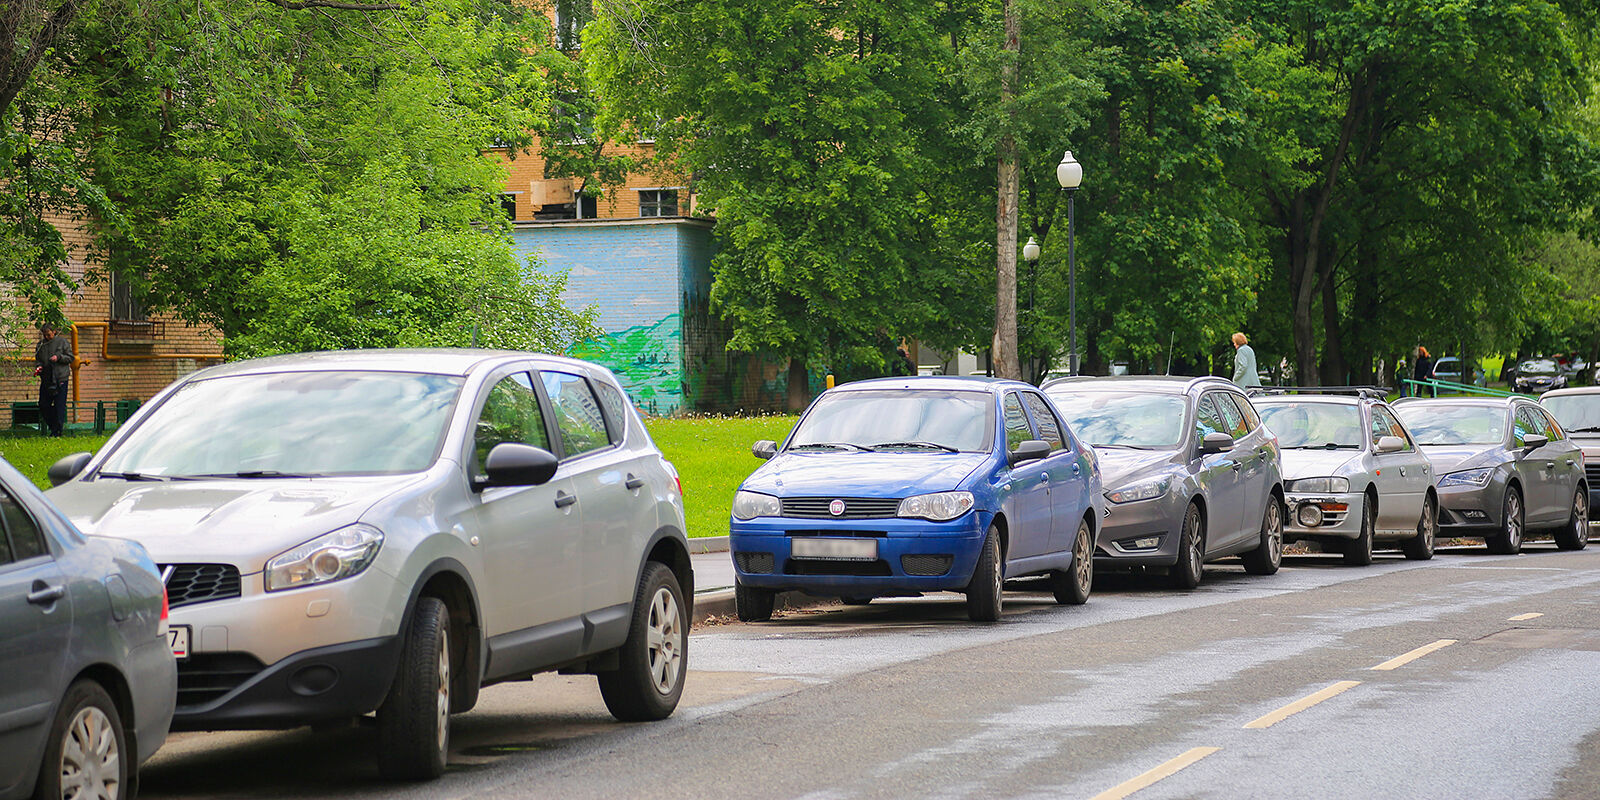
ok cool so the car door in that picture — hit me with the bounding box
[1022,391,1087,555]
[1002,392,1053,561]
[1218,393,1271,526]
[0,483,71,794]
[1511,404,1561,524]
[468,369,585,670]
[1192,391,1248,550]
[1537,406,1583,520]
[1370,405,1428,529]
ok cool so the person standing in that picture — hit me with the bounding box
[34,323,74,437]
[1412,346,1433,398]
[1231,332,1260,388]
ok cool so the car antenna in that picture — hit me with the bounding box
[1165,331,1175,375]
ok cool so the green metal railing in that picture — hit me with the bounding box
[8,399,141,435]
[1400,378,1517,398]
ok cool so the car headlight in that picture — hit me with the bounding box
[1287,477,1350,493]
[732,490,781,520]
[1106,478,1170,504]
[265,524,383,592]
[1438,467,1495,488]
[897,491,975,521]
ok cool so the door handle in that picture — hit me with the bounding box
[625,474,645,490]
[1039,473,1051,484]
[1231,462,1242,471]
[1071,463,1081,475]
[28,582,66,606]
[1545,462,1556,470]
[554,491,577,509]
[1399,466,1407,477]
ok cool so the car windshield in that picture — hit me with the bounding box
[1542,395,1600,433]
[97,371,464,478]
[788,389,994,452]
[1518,359,1560,376]
[1258,402,1364,449]
[1047,391,1187,448]
[1393,404,1506,446]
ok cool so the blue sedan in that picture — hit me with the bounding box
[728,377,1104,622]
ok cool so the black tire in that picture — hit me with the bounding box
[839,596,873,606]
[377,596,451,781]
[1242,493,1284,575]
[599,562,687,722]
[1487,485,1525,555]
[34,681,127,800]
[1050,518,1094,605]
[734,582,775,622]
[1403,493,1437,560]
[966,526,1003,622]
[1170,502,1205,590]
[1554,487,1590,551]
[1343,494,1375,566]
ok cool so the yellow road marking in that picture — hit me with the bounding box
[1371,639,1457,671]
[1242,681,1361,729]
[1508,613,1544,621]
[1088,747,1221,800]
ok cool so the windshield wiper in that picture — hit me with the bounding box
[1095,443,1157,450]
[789,442,870,453]
[95,471,168,481]
[871,441,959,453]
[1567,426,1600,433]
[182,470,327,479]
[1285,443,1361,450]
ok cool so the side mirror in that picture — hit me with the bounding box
[1199,432,1234,455]
[752,440,778,460]
[1008,439,1052,466]
[478,443,558,490]
[1374,436,1406,454]
[47,452,93,487]
[1522,434,1549,450]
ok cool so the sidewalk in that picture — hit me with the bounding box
[687,537,828,623]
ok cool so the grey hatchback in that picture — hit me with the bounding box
[0,456,175,800]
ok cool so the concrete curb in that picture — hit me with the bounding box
[692,588,832,625]
[688,536,729,553]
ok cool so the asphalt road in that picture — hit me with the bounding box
[137,543,1600,800]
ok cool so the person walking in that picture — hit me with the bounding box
[1231,332,1260,388]
[1412,346,1433,398]
[34,323,74,437]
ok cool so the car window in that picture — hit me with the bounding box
[473,372,551,479]
[1371,407,1413,451]
[1541,394,1600,433]
[1260,402,1363,448]
[1003,393,1033,450]
[1538,408,1564,441]
[1195,393,1230,441]
[1395,403,1507,445]
[1215,394,1251,438]
[0,485,47,562]
[1236,396,1261,429]
[1048,391,1187,448]
[540,371,613,457]
[1513,406,1544,447]
[1022,393,1066,450]
[594,381,631,445]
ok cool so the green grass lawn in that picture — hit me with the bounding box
[0,417,795,539]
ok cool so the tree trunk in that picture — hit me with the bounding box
[990,0,1021,381]
[1287,206,1320,387]
[785,357,809,412]
[1319,270,1346,385]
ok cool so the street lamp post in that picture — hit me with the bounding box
[1022,235,1040,380]
[1056,151,1083,375]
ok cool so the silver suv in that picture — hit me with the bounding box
[44,350,692,781]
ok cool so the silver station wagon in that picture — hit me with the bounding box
[44,350,693,781]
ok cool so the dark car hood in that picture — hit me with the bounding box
[1419,445,1505,475]
[1092,447,1179,488]
[741,452,992,498]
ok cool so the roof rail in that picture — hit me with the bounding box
[1184,375,1235,392]
[1250,385,1389,400]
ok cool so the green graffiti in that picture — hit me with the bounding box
[567,315,682,414]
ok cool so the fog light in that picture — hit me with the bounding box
[1463,510,1489,520]
[1298,504,1324,527]
[1117,536,1162,552]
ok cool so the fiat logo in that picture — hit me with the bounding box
[829,499,846,516]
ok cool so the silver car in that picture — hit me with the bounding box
[1045,376,1285,589]
[0,455,174,800]
[1253,392,1438,564]
[44,350,692,781]
[1539,386,1600,526]
[1393,396,1588,554]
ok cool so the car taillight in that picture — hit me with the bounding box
[158,586,169,639]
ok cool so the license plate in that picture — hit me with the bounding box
[168,625,190,660]
[791,537,877,560]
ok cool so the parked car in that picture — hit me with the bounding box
[729,377,1103,623]
[1253,392,1438,564]
[1427,357,1487,392]
[0,455,175,800]
[1043,376,1285,589]
[44,350,692,781]
[1392,396,1587,553]
[1513,358,1568,394]
[1536,387,1600,524]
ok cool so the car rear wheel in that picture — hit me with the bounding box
[35,681,126,800]
[377,596,451,781]
[1403,493,1437,560]
[1169,503,1205,590]
[1343,496,1375,566]
[1487,486,1524,555]
[1242,494,1284,575]
[599,562,687,722]
[1554,487,1589,551]
[1050,518,1094,605]
[966,526,1003,622]
[839,596,873,606]
[734,582,775,622]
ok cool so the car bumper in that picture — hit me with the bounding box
[1092,495,1185,568]
[169,635,403,731]
[128,637,178,764]
[1436,481,1503,532]
[729,512,988,594]
[1284,492,1364,540]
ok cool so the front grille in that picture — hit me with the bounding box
[1586,464,1600,487]
[176,653,264,710]
[781,497,901,519]
[161,563,242,609]
[901,554,953,576]
[784,559,892,576]
[735,552,775,574]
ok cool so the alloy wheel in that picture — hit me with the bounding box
[646,586,683,694]
[1074,521,1093,594]
[60,705,120,800]
[435,625,450,754]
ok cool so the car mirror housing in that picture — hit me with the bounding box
[1199,432,1234,455]
[1008,439,1052,466]
[1374,436,1406,454]
[47,452,93,487]
[1522,434,1549,450]
[478,442,559,490]
[752,440,778,460]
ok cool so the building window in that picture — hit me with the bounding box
[639,189,678,218]
[109,270,146,321]
[555,0,593,51]
[501,193,518,220]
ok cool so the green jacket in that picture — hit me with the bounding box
[1233,344,1260,387]
[36,335,74,384]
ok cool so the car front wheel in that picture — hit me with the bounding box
[735,582,775,622]
[1050,518,1093,605]
[36,681,127,800]
[1403,494,1437,560]
[1554,487,1589,551]
[599,562,687,721]
[966,526,1003,622]
[1170,503,1205,590]
[377,596,451,780]
[1487,486,1524,555]
[1343,496,1375,566]
[1242,494,1284,575]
